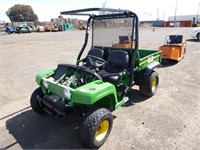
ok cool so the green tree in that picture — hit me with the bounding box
[6,4,38,22]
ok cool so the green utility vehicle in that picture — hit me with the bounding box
[16,25,31,33]
[30,8,162,148]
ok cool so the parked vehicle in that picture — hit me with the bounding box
[5,26,16,34]
[51,26,58,32]
[159,35,186,62]
[30,8,162,148]
[36,26,45,32]
[191,27,200,42]
[65,23,73,31]
[27,25,36,32]
[15,25,31,33]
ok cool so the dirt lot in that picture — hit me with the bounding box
[0,27,200,149]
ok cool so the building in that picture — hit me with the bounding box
[168,15,198,25]
[163,20,192,27]
[140,20,164,27]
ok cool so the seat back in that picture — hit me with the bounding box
[87,48,104,58]
[106,50,129,73]
[84,48,104,67]
[167,35,183,45]
[119,36,129,43]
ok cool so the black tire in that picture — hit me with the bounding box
[184,48,186,54]
[139,71,159,97]
[197,33,200,42]
[161,59,169,64]
[79,108,113,149]
[30,87,46,114]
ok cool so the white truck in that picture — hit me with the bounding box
[191,27,200,42]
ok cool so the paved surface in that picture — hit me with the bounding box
[0,27,200,149]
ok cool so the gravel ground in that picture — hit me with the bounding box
[0,27,200,150]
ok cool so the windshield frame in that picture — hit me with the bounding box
[91,15,136,49]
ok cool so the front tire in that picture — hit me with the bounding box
[30,87,46,114]
[79,108,113,148]
[139,71,159,97]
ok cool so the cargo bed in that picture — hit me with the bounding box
[135,49,162,71]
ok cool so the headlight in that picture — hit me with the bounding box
[64,88,72,100]
[43,80,49,88]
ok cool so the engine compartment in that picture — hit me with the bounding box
[53,64,101,88]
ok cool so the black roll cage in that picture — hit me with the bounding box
[60,8,139,88]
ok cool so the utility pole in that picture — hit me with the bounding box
[101,0,107,15]
[157,8,159,20]
[163,13,165,20]
[174,0,178,27]
[197,2,200,24]
[102,1,107,8]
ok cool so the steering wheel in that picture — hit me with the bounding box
[86,55,107,70]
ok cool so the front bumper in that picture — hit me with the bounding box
[37,94,70,117]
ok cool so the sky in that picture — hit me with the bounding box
[0,0,200,22]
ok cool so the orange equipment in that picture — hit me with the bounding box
[159,35,186,62]
[112,35,135,49]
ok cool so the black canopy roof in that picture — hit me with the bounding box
[60,8,130,16]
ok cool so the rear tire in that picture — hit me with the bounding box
[139,71,159,97]
[197,33,200,42]
[30,87,46,114]
[79,108,113,149]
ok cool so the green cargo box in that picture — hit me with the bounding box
[136,49,162,71]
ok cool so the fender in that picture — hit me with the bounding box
[147,61,161,70]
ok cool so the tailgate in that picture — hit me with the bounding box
[135,49,162,71]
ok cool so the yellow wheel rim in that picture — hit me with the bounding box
[95,120,109,142]
[152,77,157,91]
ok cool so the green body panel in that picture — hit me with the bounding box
[36,69,55,86]
[72,80,117,105]
[36,71,121,109]
[136,49,162,71]
[44,77,127,110]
